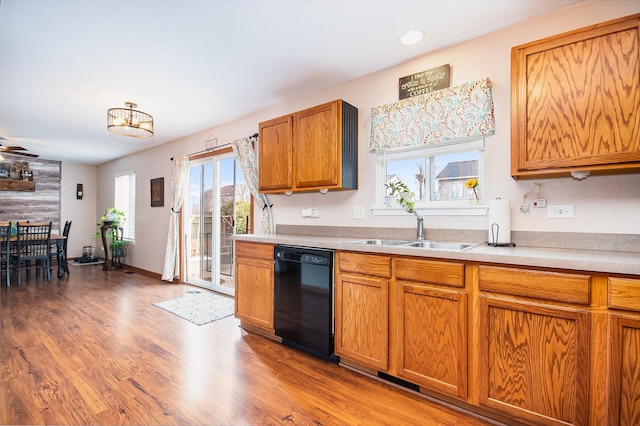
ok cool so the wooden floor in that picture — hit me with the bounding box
[1,265,495,425]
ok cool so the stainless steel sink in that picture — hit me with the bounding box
[345,239,414,246]
[344,239,478,251]
[402,241,478,251]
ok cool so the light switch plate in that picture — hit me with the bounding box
[302,208,319,218]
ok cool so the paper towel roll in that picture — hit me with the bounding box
[488,199,511,245]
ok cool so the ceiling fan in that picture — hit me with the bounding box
[0,137,39,158]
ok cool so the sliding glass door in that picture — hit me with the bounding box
[185,152,249,295]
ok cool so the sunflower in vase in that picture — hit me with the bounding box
[465,178,479,201]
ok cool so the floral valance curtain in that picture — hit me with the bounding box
[231,137,274,234]
[370,78,495,152]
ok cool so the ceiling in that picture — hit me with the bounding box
[0,0,583,165]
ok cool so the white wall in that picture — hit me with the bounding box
[97,1,640,274]
[96,142,175,273]
[61,162,98,259]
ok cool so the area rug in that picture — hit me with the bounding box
[153,291,235,326]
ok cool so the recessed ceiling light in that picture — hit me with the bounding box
[399,29,424,46]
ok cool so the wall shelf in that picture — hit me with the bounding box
[0,179,35,191]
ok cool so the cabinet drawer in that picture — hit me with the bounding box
[338,251,391,278]
[478,265,591,305]
[235,241,274,260]
[395,257,464,288]
[609,277,640,312]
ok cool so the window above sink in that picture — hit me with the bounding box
[373,140,488,217]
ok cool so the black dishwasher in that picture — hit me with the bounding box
[274,245,337,362]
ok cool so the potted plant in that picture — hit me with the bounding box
[102,207,126,227]
[385,180,415,214]
[94,207,127,255]
[109,238,128,257]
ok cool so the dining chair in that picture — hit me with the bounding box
[50,220,71,276]
[0,221,10,287]
[11,221,52,285]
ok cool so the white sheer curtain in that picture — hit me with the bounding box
[161,155,189,281]
[231,137,273,234]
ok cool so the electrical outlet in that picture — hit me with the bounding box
[547,205,574,219]
[353,205,365,219]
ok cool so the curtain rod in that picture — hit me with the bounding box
[171,133,258,161]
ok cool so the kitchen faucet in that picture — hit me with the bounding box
[416,214,424,240]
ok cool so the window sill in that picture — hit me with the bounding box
[371,204,488,216]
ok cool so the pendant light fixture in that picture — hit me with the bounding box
[107,102,154,138]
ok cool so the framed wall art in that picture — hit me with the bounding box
[150,177,164,207]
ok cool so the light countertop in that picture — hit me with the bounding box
[234,233,640,276]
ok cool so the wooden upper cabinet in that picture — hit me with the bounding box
[258,114,293,192]
[296,102,340,189]
[258,99,358,193]
[511,14,640,179]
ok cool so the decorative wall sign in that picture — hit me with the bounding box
[204,134,218,150]
[399,64,451,100]
[150,177,164,207]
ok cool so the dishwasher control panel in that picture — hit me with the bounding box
[301,254,329,265]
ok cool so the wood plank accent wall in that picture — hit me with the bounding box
[0,157,62,234]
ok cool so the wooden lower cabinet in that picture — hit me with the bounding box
[608,276,640,426]
[234,242,274,332]
[246,247,640,426]
[396,282,467,399]
[609,314,640,426]
[335,272,389,371]
[478,295,590,425]
[335,251,391,371]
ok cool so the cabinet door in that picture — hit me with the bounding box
[511,15,640,178]
[609,314,640,426]
[295,100,339,189]
[478,296,590,425]
[258,114,293,192]
[397,282,467,399]
[335,272,389,371]
[235,256,274,331]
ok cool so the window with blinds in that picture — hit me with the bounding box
[115,172,136,242]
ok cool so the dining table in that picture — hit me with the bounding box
[8,234,68,279]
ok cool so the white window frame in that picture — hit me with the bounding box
[372,139,487,216]
[115,172,136,242]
